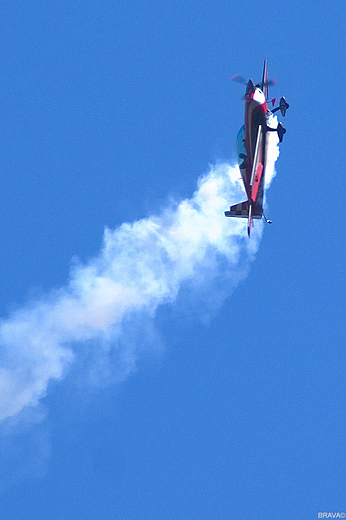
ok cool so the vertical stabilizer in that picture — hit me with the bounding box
[261,59,268,100]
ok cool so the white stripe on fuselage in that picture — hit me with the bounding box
[246,88,266,167]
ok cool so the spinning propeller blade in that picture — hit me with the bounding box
[230,74,248,85]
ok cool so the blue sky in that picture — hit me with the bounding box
[0,1,345,519]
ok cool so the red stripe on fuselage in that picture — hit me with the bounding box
[251,161,263,202]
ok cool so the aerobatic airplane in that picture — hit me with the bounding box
[225,60,289,237]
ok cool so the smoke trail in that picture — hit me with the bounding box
[0,129,279,423]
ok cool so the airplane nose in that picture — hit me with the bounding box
[246,79,255,96]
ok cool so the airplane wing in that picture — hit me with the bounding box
[225,123,264,237]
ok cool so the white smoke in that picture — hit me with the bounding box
[0,131,279,423]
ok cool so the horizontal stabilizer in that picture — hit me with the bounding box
[224,200,262,219]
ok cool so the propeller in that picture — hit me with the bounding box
[257,78,277,88]
[230,74,277,89]
[230,74,248,85]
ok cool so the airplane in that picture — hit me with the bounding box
[224,60,289,237]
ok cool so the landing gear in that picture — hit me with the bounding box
[268,96,289,142]
[271,96,290,117]
[276,122,286,142]
[267,122,286,142]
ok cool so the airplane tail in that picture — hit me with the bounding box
[224,200,262,219]
[224,200,262,237]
